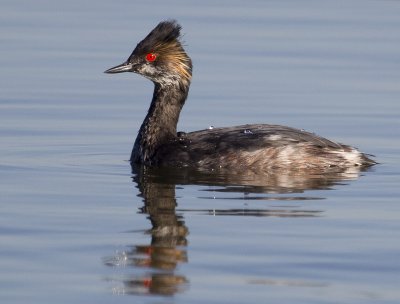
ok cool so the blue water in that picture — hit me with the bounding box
[1,1,400,303]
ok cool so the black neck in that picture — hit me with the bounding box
[131,82,189,164]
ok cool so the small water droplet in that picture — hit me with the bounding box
[244,129,253,134]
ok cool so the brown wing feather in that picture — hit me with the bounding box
[154,124,374,171]
[187,124,343,150]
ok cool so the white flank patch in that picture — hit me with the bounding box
[278,145,297,163]
[333,149,363,165]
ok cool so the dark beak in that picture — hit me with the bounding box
[104,62,133,74]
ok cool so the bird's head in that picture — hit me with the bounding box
[105,20,192,87]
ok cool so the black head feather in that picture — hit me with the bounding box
[130,20,182,57]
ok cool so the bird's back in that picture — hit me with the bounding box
[154,124,375,172]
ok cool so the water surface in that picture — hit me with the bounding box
[1,1,400,303]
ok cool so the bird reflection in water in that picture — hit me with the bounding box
[104,164,373,296]
[104,165,189,296]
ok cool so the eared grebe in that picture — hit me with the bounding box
[105,20,375,172]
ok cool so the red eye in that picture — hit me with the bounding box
[146,53,157,62]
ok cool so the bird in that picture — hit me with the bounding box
[105,20,375,173]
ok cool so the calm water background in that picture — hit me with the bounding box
[1,0,400,303]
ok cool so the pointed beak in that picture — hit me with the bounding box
[104,62,133,74]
